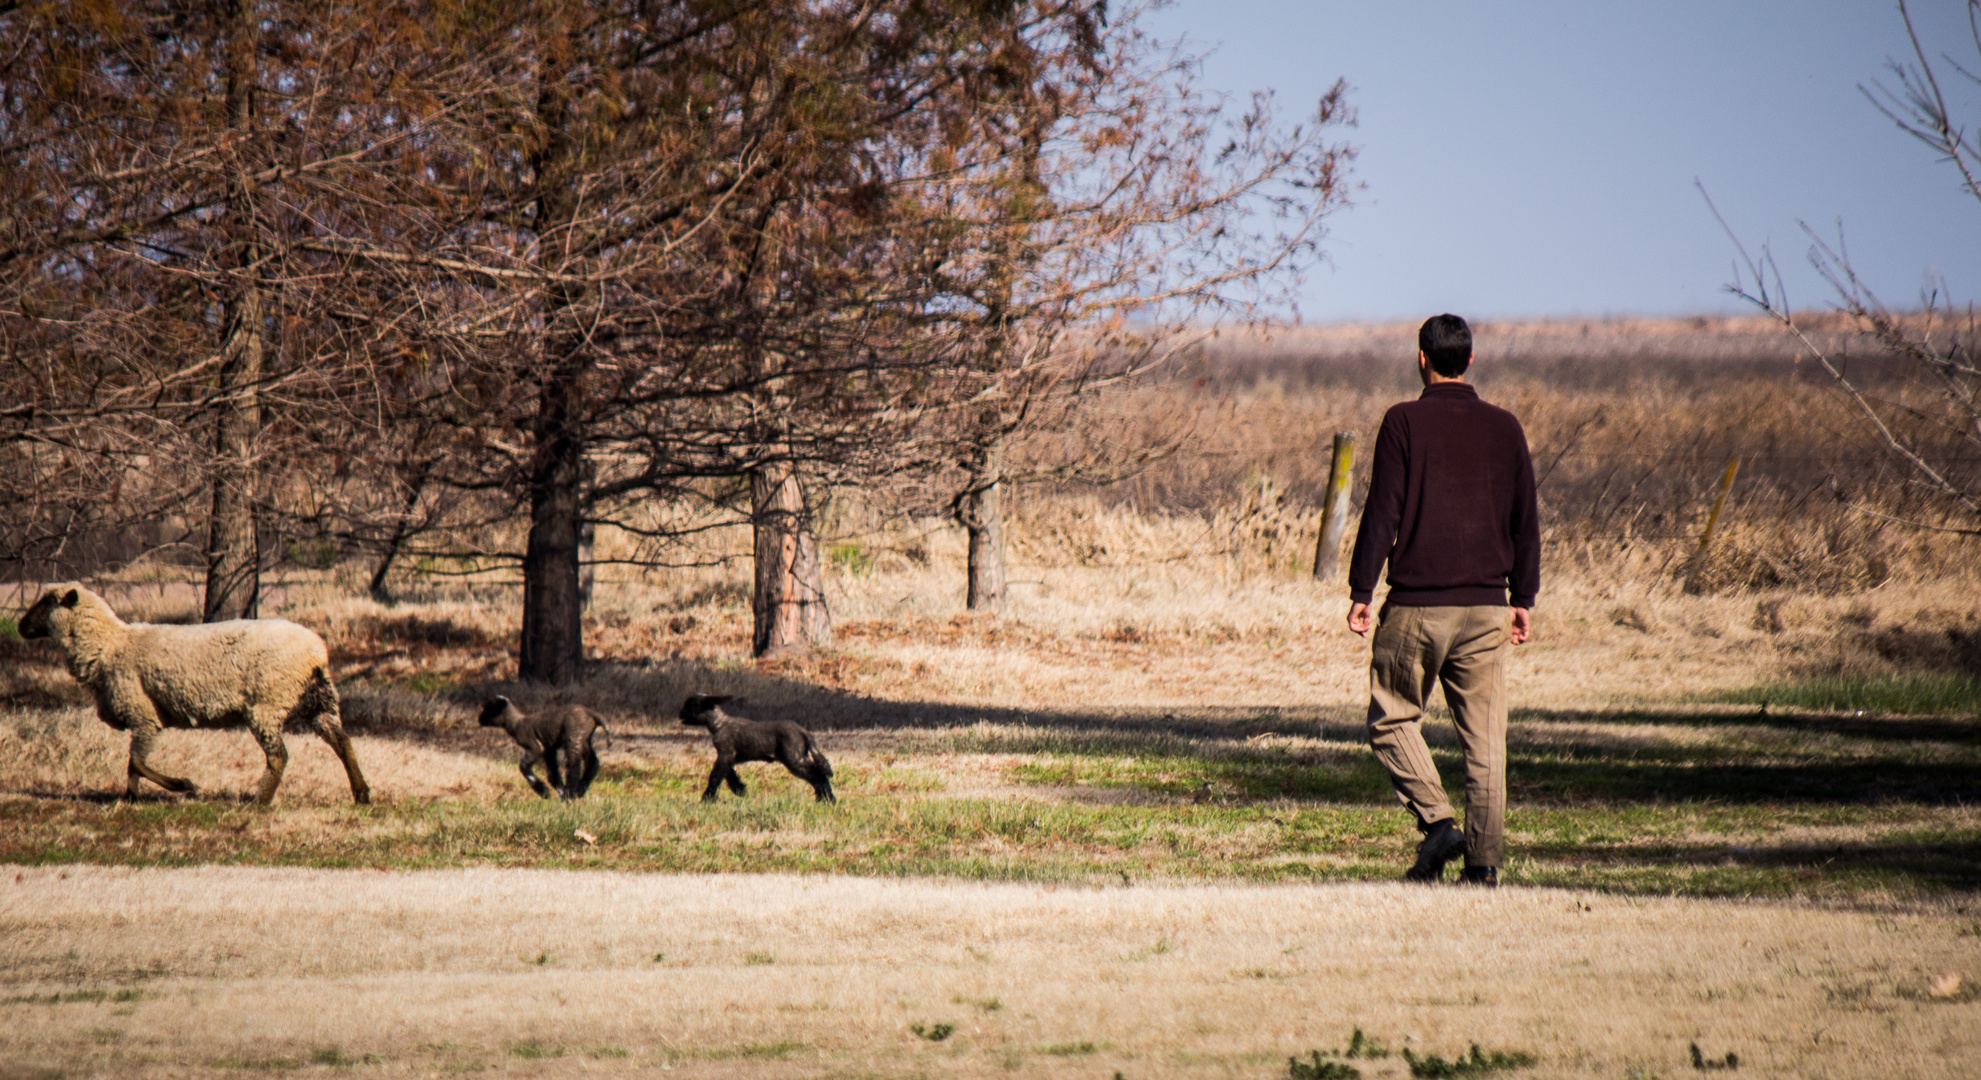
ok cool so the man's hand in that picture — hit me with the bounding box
[1347,602,1373,638]
[1510,607,1532,645]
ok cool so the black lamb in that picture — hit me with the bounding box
[678,694,835,803]
[477,697,610,800]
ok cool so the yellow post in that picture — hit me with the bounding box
[1312,432,1358,581]
[1686,457,1741,594]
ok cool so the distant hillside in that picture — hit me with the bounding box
[1185,312,1901,389]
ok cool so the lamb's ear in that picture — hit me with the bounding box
[60,589,80,607]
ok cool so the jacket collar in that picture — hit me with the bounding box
[1419,381,1479,401]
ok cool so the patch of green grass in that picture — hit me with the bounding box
[1402,1044,1535,1078]
[217,1057,303,1071]
[1040,1041,1100,1056]
[744,951,775,965]
[1288,1027,1392,1078]
[4,697,1978,904]
[1,988,142,1005]
[0,615,18,639]
[311,1046,381,1066]
[731,1041,807,1060]
[1289,1054,1361,1079]
[828,542,876,576]
[1688,1043,1740,1070]
[1718,674,1981,716]
[589,1045,631,1059]
[911,1021,955,1041]
[507,1041,557,1060]
[401,671,456,695]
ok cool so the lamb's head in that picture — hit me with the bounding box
[679,693,734,729]
[477,696,522,730]
[18,583,106,643]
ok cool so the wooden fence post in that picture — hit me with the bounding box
[1312,431,1358,581]
[1685,456,1741,594]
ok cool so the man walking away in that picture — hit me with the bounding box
[1345,314,1539,886]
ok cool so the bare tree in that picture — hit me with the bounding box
[930,6,1357,610]
[302,1,1122,677]
[0,1,477,598]
[1710,0,1981,535]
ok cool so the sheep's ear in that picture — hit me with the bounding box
[60,589,80,607]
[493,695,509,707]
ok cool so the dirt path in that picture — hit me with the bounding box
[2,867,1976,1079]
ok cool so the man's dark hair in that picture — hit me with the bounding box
[1418,313,1472,377]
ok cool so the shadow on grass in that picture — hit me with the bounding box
[340,658,1981,810]
[1526,705,1981,745]
[1524,837,1981,893]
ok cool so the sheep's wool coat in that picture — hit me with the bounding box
[36,585,330,730]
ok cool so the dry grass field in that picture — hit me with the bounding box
[2,315,1978,1077]
[2,867,1978,1080]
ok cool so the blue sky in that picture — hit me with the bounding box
[1143,1,1981,322]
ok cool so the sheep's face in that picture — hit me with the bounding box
[679,693,732,728]
[477,696,520,729]
[17,586,81,641]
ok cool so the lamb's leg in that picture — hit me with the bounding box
[125,725,196,798]
[784,754,835,804]
[807,763,836,804]
[555,739,586,800]
[542,748,567,797]
[723,761,748,797]
[570,740,600,799]
[250,716,290,806]
[313,718,371,805]
[701,756,730,802]
[518,752,555,799]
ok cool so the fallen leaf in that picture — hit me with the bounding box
[574,829,598,846]
[1928,972,1961,999]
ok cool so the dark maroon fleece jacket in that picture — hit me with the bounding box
[1348,381,1540,609]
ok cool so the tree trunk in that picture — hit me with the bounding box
[367,471,428,605]
[203,0,263,624]
[519,362,586,684]
[204,289,262,622]
[958,434,1006,613]
[752,461,830,657]
[577,520,596,611]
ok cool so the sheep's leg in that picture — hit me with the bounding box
[250,717,291,806]
[518,752,555,799]
[567,741,599,799]
[723,764,747,797]
[554,740,584,800]
[542,749,568,797]
[296,670,369,805]
[313,718,371,805]
[784,755,835,804]
[807,763,836,804]
[702,754,741,802]
[125,726,196,798]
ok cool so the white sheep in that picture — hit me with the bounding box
[17,583,370,805]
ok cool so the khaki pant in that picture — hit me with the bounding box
[1366,605,1510,868]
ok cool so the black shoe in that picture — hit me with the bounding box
[1404,820,1465,883]
[1459,865,1498,887]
